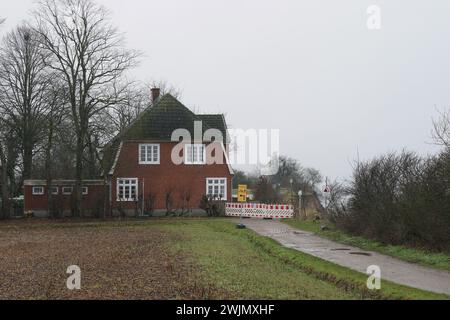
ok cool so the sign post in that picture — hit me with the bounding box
[323,178,332,212]
[237,184,247,229]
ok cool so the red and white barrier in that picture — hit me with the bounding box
[225,203,294,219]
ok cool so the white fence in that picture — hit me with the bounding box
[225,203,294,219]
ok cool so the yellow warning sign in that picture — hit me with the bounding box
[238,184,247,203]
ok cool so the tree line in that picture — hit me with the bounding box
[0,0,178,219]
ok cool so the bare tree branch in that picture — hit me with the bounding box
[432,108,450,148]
[0,24,52,181]
[33,0,140,216]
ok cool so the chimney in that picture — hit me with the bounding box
[151,88,161,104]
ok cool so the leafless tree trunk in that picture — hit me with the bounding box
[33,0,140,217]
[0,143,10,219]
[0,127,18,219]
[45,83,66,218]
[0,25,50,183]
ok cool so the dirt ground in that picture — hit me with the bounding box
[0,220,223,300]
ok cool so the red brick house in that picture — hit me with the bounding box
[24,91,234,217]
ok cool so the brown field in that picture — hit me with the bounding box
[0,219,225,300]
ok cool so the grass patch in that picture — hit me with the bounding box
[284,220,450,272]
[161,220,448,300]
[165,221,358,300]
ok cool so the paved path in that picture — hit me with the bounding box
[239,218,450,295]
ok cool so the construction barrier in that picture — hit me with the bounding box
[225,203,294,219]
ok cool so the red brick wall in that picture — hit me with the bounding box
[111,141,233,210]
[24,184,106,213]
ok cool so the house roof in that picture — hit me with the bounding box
[102,94,229,175]
[112,94,228,142]
[24,180,105,186]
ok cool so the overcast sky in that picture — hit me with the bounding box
[2,0,449,181]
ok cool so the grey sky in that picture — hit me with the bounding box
[2,0,449,181]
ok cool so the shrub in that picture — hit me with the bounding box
[199,195,226,217]
[330,150,450,251]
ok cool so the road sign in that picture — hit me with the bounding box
[238,184,247,203]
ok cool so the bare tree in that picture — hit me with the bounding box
[105,80,182,135]
[432,108,450,148]
[0,143,10,219]
[178,187,192,216]
[0,25,51,183]
[33,0,140,216]
[0,18,5,25]
[254,176,279,204]
[164,186,175,216]
[107,82,150,134]
[0,123,18,219]
[303,167,323,191]
[44,81,67,218]
[144,190,157,217]
[147,80,182,101]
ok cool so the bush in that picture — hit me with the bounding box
[330,150,450,251]
[199,195,226,217]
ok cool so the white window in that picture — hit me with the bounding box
[206,178,227,200]
[62,187,73,195]
[139,144,160,164]
[82,187,88,195]
[185,144,206,165]
[117,178,138,202]
[32,187,44,195]
[51,187,59,195]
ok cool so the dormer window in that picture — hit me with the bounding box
[139,144,160,165]
[185,144,206,165]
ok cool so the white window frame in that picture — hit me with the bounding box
[51,186,59,195]
[82,187,88,195]
[62,187,73,195]
[139,144,160,165]
[32,186,44,196]
[206,178,227,201]
[185,144,206,165]
[117,178,139,202]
